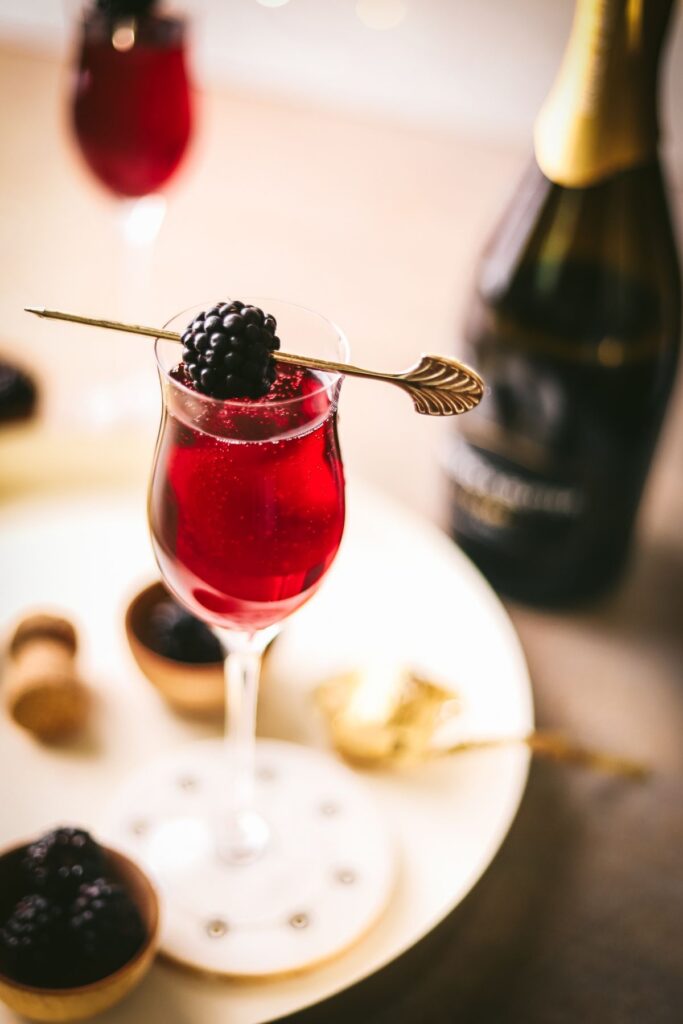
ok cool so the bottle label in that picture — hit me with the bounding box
[445,434,584,532]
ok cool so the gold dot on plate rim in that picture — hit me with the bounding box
[178,776,198,791]
[206,919,228,938]
[335,869,356,885]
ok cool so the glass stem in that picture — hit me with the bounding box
[215,628,275,865]
[117,194,166,319]
[224,632,260,813]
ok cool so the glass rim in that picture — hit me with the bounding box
[154,298,349,411]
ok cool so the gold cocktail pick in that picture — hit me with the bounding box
[24,306,484,417]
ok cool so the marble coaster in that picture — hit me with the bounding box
[103,738,396,978]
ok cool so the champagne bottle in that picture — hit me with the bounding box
[448,0,681,606]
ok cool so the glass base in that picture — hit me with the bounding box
[217,807,271,866]
[103,739,396,977]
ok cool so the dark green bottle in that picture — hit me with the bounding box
[448,0,681,606]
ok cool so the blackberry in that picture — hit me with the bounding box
[181,300,280,400]
[147,598,224,663]
[0,894,68,987]
[68,879,145,981]
[0,360,37,423]
[23,828,106,898]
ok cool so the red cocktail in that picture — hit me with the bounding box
[72,8,192,198]
[148,299,347,869]
[149,364,345,631]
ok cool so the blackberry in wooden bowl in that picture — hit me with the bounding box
[125,581,225,715]
[0,828,159,1021]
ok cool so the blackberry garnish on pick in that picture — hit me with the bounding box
[0,360,37,423]
[23,827,107,898]
[0,894,67,987]
[181,300,280,400]
[68,878,145,981]
[147,598,224,663]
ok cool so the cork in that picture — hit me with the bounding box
[4,613,90,741]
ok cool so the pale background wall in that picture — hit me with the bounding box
[0,0,681,179]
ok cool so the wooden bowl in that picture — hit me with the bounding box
[125,582,225,716]
[0,844,159,1022]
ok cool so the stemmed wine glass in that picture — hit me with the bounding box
[107,300,394,977]
[70,0,193,300]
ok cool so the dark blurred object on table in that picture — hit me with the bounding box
[0,358,38,424]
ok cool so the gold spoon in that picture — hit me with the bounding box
[439,731,650,780]
[24,306,484,417]
[316,669,650,781]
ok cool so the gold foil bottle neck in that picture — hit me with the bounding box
[534,0,673,187]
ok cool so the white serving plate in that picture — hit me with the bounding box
[0,480,533,1024]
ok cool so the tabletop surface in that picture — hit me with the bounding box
[1,43,682,1024]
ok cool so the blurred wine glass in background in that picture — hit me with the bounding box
[65,0,194,436]
[70,0,193,309]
